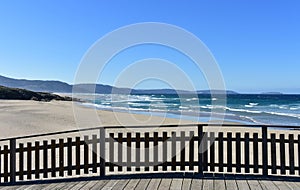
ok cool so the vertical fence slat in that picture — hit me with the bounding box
[189,131,194,171]
[236,133,241,173]
[19,143,24,180]
[227,133,232,172]
[51,140,56,177]
[59,139,64,177]
[136,133,141,172]
[43,141,48,178]
[127,133,132,172]
[298,135,300,175]
[10,139,16,183]
[180,131,185,171]
[67,138,72,176]
[27,142,32,180]
[245,133,250,173]
[100,128,105,177]
[253,133,259,173]
[209,132,215,172]
[35,141,40,179]
[84,136,89,174]
[203,132,208,171]
[145,132,149,171]
[76,137,80,175]
[118,133,123,172]
[271,134,277,174]
[280,134,286,174]
[109,133,114,172]
[198,125,203,175]
[154,132,158,171]
[3,145,8,183]
[163,132,168,171]
[262,126,268,176]
[289,134,295,175]
[171,132,176,171]
[218,132,224,172]
[92,135,97,173]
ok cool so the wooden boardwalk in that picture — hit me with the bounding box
[1,174,300,190]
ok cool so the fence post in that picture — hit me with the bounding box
[10,139,16,184]
[198,124,204,176]
[262,126,268,176]
[100,128,106,177]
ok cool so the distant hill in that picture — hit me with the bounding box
[0,86,73,101]
[0,75,238,95]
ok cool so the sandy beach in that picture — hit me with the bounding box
[0,100,195,139]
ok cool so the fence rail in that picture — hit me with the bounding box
[0,124,300,184]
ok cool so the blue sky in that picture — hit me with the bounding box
[0,0,299,93]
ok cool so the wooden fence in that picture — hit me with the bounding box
[0,124,300,184]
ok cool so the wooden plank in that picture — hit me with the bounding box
[218,132,224,172]
[214,178,226,190]
[182,178,192,190]
[35,141,40,179]
[253,133,259,173]
[59,139,64,177]
[145,132,149,171]
[101,180,119,190]
[69,181,89,190]
[210,132,215,172]
[27,142,32,180]
[163,132,168,171]
[280,134,286,174]
[118,133,123,172]
[180,131,185,171]
[236,176,250,190]
[189,131,194,171]
[247,177,263,190]
[3,145,8,182]
[109,133,114,172]
[92,135,97,173]
[236,133,241,173]
[271,134,277,174]
[87,180,108,190]
[154,132,159,171]
[19,143,24,181]
[43,140,48,178]
[298,135,300,176]
[245,133,250,173]
[190,178,202,189]
[259,180,279,190]
[225,178,238,190]
[202,178,213,189]
[51,140,56,177]
[136,133,141,172]
[135,178,151,190]
[84,136,89,174]
[123,179,140,190]
[158,178,172,190]
[289,134,295,175]
[227,132,233,172]
[170,178,183,190]
[272,180,292,190]
[147,178,161,189]
[9,139,16,183]
[67,138,72,176]
[171,131,176,171]
[112,179,130,190]
[75,137,80,175]
[127,133,132,172]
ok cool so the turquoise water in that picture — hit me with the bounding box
[77,94,300,126]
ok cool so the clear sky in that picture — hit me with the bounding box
[0,0,299,93]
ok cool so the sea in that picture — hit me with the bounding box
[75,94,300,126]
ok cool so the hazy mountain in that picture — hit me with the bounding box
[0,75,238,94]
